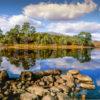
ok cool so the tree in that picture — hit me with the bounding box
[21,22,30,34]
[21,22,36,34]
[78,32,92,46]
[30,26,36,33]
[0,29,3,38]
[0,29,3,34]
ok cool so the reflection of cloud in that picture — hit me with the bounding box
[35,53,100,70]
[29,60,41,72]
[0,57,24,75]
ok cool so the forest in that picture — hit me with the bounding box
[0,22,93,46]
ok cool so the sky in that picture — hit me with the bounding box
[0,0,100,40]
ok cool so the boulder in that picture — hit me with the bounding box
[50,86,60,92]
[43,75,54,82]
[65,73,75,88]
[57,85,69,93]
[80,83,95,90]
[67,70,80,75]
[42,95,55,100]
[57,93,68,100]
[56,78,64,84]
[74,74,93,82]
[35,69,61,76]
[0,70,8,81]
[0,93,4,99]
[27,86,48,96]
[20,92,38,100]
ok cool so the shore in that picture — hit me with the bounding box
[0,69,95,100]
[1,44,94,50]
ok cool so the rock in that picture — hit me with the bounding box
[74,74,93,82]
[35,69,61,76]
[10,82,17,91]
[0,70,8,81]
[39,81,45,86]
[20,92,38,100]
[57,93,68,100]
[17,83,22,89]
[61,75,68,81]
[54,82,59,87]
[0,70,96,99]
[42,95,55,100]
[50,92,56,96]
[21,71,33,81]
[0,93,4,99]
[46,76,54,82]
[66,73,74,82]
[27,86,48,96]
[50,86,60,92]
[75,87,80,92]
[65,73,75,88]
[4,91,9,95]
[80,83,95,90]
[67,70,80,75]
[56,78,64,84]
[49,83,53,87]
[57,85,69,93]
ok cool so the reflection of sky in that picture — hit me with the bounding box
[0,49,100,98]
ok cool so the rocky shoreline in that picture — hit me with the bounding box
[0,70,95,100]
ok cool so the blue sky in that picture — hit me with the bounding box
[0,0,100,40]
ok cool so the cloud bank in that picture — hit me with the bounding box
[23,0,96,20]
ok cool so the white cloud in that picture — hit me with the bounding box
[45,21,100,40]
[9,15,29,26]
[0,15,42,33]
[92,33,100,41]
[46,21,100,33]
[23,0,96,20]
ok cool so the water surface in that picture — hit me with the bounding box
[0,48,100,99]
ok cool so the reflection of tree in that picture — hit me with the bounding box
[77,49,91,63]
[0,48,92,69]
[0,57,2,66]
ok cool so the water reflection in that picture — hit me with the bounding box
[0,48,91,69]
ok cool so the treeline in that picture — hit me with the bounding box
[0,22,93,46]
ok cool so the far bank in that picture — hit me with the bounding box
[0,44,94,50]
